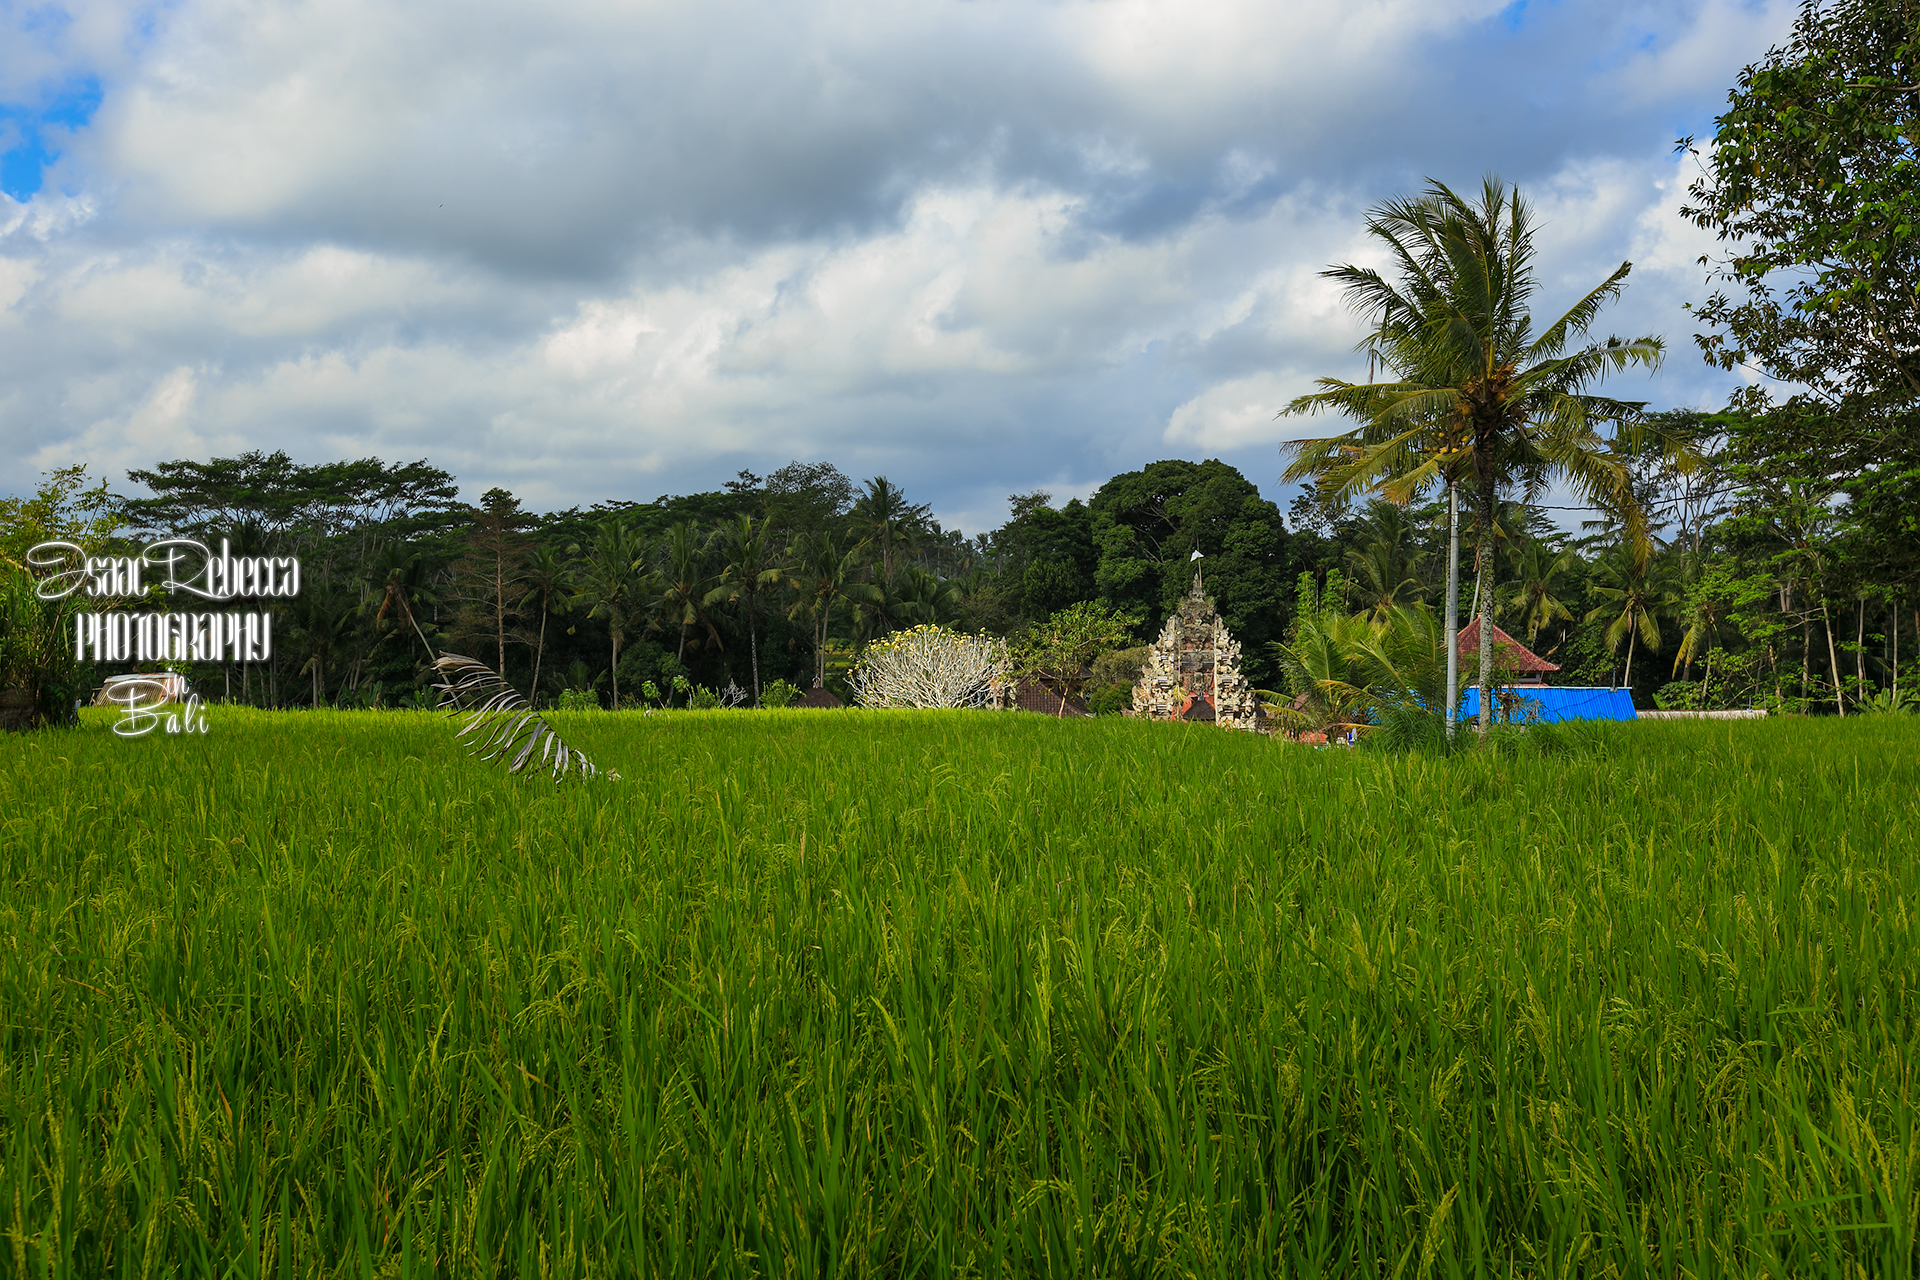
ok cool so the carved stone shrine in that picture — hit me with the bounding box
[1131,570,1263,732]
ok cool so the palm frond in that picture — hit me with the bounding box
[433,653,616,782]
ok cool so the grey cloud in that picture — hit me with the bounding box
[0,0,1797,527]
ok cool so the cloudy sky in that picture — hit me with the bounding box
[0,0,1793,532]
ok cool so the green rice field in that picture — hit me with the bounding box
[1,710,1916,1276]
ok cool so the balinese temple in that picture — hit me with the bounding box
[1455,617,1560,683]
[1132,571,1264,732]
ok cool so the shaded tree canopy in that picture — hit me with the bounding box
[1090,459,1292,681]
[1680,0,1920,422]
[122,451,462,542]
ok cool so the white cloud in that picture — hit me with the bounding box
[0,0,1786,527]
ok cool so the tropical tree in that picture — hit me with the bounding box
[783,530,866,688]
[710,515,781,704]
[1008,600,1134,716]
[1679,0,1920,415]
[1345,502,1428,619]
[448,488,532,676]
[851,624,1007,709]
[654,521,723,665]
[1498,537,1580,646]
[519,543,575,705]
[366,541,438,660]
[1282,176,1665,731]
[290,580,356,706]
[1585,550,1679,691]
[894,565,959,626]
[577,519,650,708]
[849,476,931,585]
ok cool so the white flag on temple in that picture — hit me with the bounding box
[1190,548,1203,560]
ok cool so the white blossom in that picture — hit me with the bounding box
[851,625,1008,710]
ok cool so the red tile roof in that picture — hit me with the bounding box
[1456,618,1560,674]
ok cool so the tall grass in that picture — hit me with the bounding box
[1,710,1916,1276]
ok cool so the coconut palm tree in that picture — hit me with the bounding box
[654,521,723,666]
[577,519,650,708]
[519,543,575,705]
[290,580,356,707]
[850,477,931,586]
[1585,549,1679,692]
[710,515,781,704]
[1498,537,1580,647]
[1345,502,1428,620]
[783,530,867,688]
[1282,176,1664,732]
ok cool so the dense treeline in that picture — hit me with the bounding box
[2,395,1913,721]
[2,452,1305,711]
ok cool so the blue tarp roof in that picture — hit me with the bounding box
[1459,686,1637,723]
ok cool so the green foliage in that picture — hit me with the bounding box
[1271,594,1446,733]
[556,687,602,711]
[758,677,801,708]
[2,713,1916,1271]
[1081,643,1151,715]
[121,450,462,544]
[1009,600,1135,711]
[0,569,84,725]
[0,464,122,567]
[1680,0,1920,411]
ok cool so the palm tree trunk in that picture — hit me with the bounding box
[496,556,507,676]
[1445,482,1460,740]
[1476,481,1495,734]
[1856,595,1866,692]
[1800,612,1811,704]
[1624,623,1636,693]
[1822,596,1845,716]
[611,628,622,708]
[816,606,828,686]
[532,605,548,707]
[746,594,761,705]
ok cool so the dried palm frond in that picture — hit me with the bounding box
[432,653,617,781]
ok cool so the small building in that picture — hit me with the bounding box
[1131,571,1263,732]
[995,676,1090,717]
[1455,617,1560,684]
[795,678,845,709]
[1454,619,1636,722]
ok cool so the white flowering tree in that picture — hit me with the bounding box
[851,624,1008,709]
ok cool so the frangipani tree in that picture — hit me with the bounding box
[851,625,1007,709]
[1282,176,1664,731]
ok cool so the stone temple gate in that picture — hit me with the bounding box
[1131,571,1263,732]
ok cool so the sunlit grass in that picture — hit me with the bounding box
[2,709,1916,1275]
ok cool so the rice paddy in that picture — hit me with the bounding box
[1,710,1916,1276]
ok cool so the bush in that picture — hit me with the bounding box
[1654,680,1703,711]
[0,569,83,727]
[759,678,800,709]
[556,688,602,712]
[1087,683,1132,716]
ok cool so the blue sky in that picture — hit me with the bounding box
[0,0,1796,532]
[0,75,100,200]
